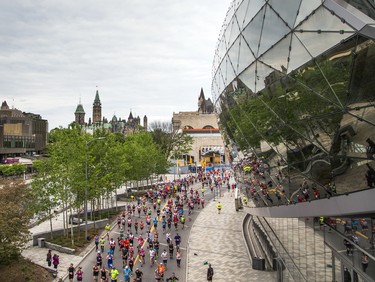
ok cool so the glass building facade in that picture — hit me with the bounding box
[213,1,375,281]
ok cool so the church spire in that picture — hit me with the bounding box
[94,89,101,104]
[93,88,102,123]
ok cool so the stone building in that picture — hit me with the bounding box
[0,101,48,161]
[74,89,147,135]
[172,88,226,166]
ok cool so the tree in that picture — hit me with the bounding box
[31,159,60,239]
[0,180,33,265]
[149,121,193,160]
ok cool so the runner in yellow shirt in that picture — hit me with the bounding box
[216,202,223,214]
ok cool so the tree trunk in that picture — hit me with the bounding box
[93,199,96,229]
[62,201,66,236]
[70,206,74,246]
[77,206,81,239]
[115,189,118,212]
[49,209,53,240]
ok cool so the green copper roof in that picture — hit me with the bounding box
[75,104,85,114]
[94,90,101,104]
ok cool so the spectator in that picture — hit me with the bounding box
[361,254,369,272]
[52,254,59,270]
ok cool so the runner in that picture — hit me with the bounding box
[93,264,100,281]
[161,249,168,268]
[140,220,145,234]
[105,223,111,240]
[95,234,100,251]
[139,246,146,266]
[176,250,181,267]
[168,241,174,259]
[96,251,103,267]
[174,233,181,246]
[180,215,185,229]
[123,265,131,282]
[106,253,113,269]
[76,267,84,282]
[100,267,108,282]
[149,248,156,266]
[166,273,179,282]
[110,266,119,282]
[67,263,75,282]
[134,219,139,234]
[134,268,143,282]
[216,201,222,214]
[157,262,166,280]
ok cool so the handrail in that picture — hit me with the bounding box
[256,216,307,281]
[324,221,375,262]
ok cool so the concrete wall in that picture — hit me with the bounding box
[172,112,219,129]
[32,219,108,246]
[44,241,75,254]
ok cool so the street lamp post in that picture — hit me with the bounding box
[85,137,105,240]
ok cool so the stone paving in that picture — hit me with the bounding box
[186,190,276,282]
[23,174,277,282]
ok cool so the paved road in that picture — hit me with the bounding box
[71,179,223,282]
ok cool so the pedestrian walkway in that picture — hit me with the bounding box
[23,173,277,281]
[186,190,276,281]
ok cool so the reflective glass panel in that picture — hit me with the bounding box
[242,0,266,28]
[228,36,241,74]
[255,61,275,93]
[238,34,256,74]
[297,6,354,33]
[229,17,241,45]
[239,62,257,92]
[242,6,266,57]
[226,54,237,85]
[296,30,354,58]
[294,0,322,28]
[268,0,301,29]
[235,0,250,29]
[258,6,292,56]
[259,33,292,72]
[288,33,313,73]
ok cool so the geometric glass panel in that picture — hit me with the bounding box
[242,6,266,57]
[235,0,250,29]
[259,33,292,73]
[267,0,301,29]
[255,61,278,93]
[258,6,292,56]
[239,62,257,93]
[238,34,256,74]
[294,0,323,28]
[242,0,267,29]
[296,30,354,58]
[297,6,354,33]
[228,36,241,74]
[288,33,313,73]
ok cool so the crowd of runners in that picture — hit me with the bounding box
[65,169,232,282]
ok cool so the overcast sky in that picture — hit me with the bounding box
[0,0,230,130]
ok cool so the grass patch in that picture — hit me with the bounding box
[48,210,120,252]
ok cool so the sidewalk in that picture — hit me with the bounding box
[22,174,189,280]
[186,190,276,281]
[23,173,276,281]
